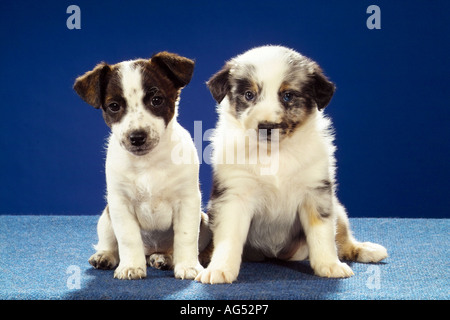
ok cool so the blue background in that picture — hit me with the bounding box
[0,0,448,218]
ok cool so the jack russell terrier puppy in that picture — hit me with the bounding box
[74,52,210,280]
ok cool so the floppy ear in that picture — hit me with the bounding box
[73,62,111,109]
[151,51,195,89]
[207,64,231,104]
[309,69,335,110]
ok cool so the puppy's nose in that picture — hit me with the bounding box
[129,131,147,147]
[258,122,278,131]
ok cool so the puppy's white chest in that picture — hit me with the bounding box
[135,196,173,232]
[130,173,174,232]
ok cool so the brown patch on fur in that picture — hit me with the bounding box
[138,53,194,126]
[229,66,261,117]
[151,51,195,89]
[277,80,316,136]
[302,196,324,227]
[198,211,213,267]
[199,241,213,267]
[280,112,303,136]
[74,62,111,109]
[279,81,292,94]
[102,65,126,127]
[74,52,194,127]
[209,174,227,201]
[207,64,231,104]
[140,60,179,126]
[335,210,361,261]
[206,175,228,229]
[307,70,336,110]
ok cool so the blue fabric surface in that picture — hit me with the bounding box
[0,216,448,300]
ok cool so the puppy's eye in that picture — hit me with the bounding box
[244,91,255,101]
[107,102,121,113]
[151,96,164,107]
[282,92,293,103]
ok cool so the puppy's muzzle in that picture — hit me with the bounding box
[258,122,280,131]
[125,129,158,156]
[258,122,285,140]
[129,130,147,147]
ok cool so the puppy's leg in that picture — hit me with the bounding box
[148,252,173,270]
[198,212,213,267]
[108,199,147,280]
[172,195,204,280]
[89,206,119,269]
[300,194,354,278]
[195,198,253,284]
[335,201,388,263]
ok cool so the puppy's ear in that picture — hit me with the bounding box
[207,64,231,104]
[151,52,195,89]
[309,69,335,110]
[73,63,111,109]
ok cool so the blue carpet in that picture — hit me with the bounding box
[0,216,448,300]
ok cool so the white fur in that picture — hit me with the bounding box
[112,61,166,152]
[196,46,387,284]
[90,61,205,280]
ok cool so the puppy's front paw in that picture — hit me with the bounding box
[195,266,238,284]
[148,253,173,270]
[174,262,204,280]
[312,261,354,278]
[89,251,118,270]
[114,264,146,280]
[356,242,388,263]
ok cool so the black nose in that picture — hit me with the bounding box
[258,122,279,131]
[258,122,280,137]
[129,131,147,147]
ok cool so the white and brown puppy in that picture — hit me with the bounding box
[196,45,387,284]
[74,52,210,280]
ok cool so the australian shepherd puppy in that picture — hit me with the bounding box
[196,45,387,284]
